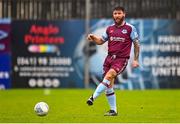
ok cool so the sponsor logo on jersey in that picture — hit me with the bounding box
[110,36,125,42]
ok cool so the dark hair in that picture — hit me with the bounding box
[113,6,125,12]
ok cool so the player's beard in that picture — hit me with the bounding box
[114,16,125,26]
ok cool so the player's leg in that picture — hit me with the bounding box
[86,68,117,106]
[104,78,118,116]
[86,56,110,105]
[104,58,129,116]
[93,68,117,99]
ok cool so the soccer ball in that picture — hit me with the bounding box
[34,102,49,116]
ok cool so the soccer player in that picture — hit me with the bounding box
[86,6,140,116]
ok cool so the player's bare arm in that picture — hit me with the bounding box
[132,39,140,68]
[87,34,104,45]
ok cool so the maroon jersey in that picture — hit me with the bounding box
[102,22,139,58]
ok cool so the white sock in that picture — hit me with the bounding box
[105,88,117,113]
[93,78,110,100]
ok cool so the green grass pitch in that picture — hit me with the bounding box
[0,89,180,123]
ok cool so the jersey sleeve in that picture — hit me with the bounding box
[101,28,109,42]
[130,26,139,41]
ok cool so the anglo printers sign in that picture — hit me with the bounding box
[11,20,84,88]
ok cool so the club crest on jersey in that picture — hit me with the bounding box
[122,29,127,34]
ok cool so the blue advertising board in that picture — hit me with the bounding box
[0,19,11,89]
[74,19,180,89]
